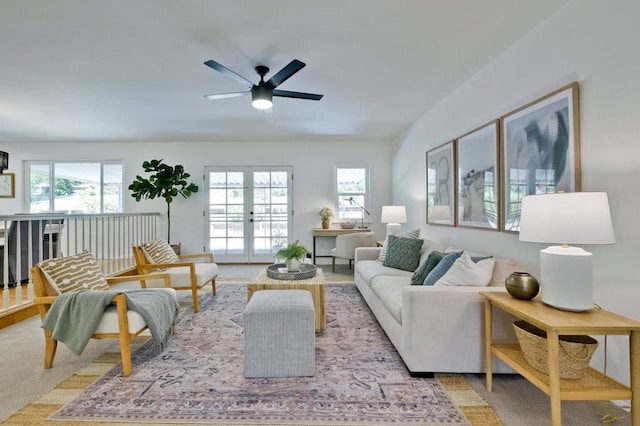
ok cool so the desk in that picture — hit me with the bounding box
[482,291,640,426]
[312,227,371,264]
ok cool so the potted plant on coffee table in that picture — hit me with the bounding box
[275,240,309,272]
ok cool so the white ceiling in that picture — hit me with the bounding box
[0,0,567,143]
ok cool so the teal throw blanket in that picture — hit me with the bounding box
[42,289,179,356]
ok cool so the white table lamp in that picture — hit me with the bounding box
[381,205,407,236]
[519,192,615,311]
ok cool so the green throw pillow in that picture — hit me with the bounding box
[423,251,463,286]
[410,250,447,285]
[383,234,424,272]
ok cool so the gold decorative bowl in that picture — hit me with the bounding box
[505,272,539,300]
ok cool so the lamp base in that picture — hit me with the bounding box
[386,223,401,236]
[540,246,593,312]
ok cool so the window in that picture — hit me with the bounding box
[335,167,369,223]
[27,161,123,213]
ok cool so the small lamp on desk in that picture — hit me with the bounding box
[345,196,370,229]
[381,205,406,237]
[518,192,615,312]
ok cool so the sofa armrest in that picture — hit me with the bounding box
[355,247,381,263]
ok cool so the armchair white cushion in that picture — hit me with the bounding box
[329,231,377,272]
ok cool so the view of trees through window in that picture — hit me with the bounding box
[28,162,123,213]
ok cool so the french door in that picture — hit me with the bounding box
[205,166,293,263]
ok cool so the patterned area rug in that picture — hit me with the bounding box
[40,284,498,425]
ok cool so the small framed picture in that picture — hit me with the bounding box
[501,82,580,232]
[426,141,455,226]
[456,120,499,230]
[0,173,15,198]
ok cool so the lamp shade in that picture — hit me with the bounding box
[519,192,615,245]
[381,206,407,224]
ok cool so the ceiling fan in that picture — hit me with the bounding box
[203,59,323,110]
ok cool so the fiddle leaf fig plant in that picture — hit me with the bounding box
[128,159,199,244]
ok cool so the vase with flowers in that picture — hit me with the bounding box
[319,207,333,229]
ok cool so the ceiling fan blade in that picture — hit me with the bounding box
[204,60,254,88]
[265,59,306,89]
[273,89,323,101]
[204,91,251,100]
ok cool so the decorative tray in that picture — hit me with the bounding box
[266,263,317,280]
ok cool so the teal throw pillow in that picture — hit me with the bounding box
[410,250,447,285]
[423,251,463,286]
[383,234,424,272]
[377,228,420,262]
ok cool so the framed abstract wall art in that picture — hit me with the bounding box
[426,141,455,226]
[501,82,581,232]
[456,120,499,230]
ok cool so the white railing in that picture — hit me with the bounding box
[0,212,160,313]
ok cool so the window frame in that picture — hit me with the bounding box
[25,160,124,213]
[334,166,370,223]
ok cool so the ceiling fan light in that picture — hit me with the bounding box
[252,98,273,110]
[252,86,273,110]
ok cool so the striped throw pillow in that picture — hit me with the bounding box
[377,228,420,262]
[142,239,180,264]
[40,250,109,294]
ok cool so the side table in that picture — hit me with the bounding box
[247,267,326,331]
[481,291,640,426]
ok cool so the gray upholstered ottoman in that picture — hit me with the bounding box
[243,289,315,378]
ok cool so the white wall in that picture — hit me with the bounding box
[0,139,392,262]
[392,0,640,385]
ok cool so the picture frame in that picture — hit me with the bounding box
[426,141,455,226]
[0,173,15,198]
[501,82,580,232]
[456,120,500,230]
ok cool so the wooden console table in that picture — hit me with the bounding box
[312,227,370,264]
[481,291,640,426]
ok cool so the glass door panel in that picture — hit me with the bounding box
[205,166,292,263]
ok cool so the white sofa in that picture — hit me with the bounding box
[354,240,521,375]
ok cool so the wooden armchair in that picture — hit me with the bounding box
[132,240,218,313]
[32,251,175,376]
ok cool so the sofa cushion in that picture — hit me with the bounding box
[39,250,109,294]
[370,276,410,324]
[423,251,462,286]
[383,234,423,272]
[357,260,413,285]
[377,228,420,262]
[489,258,526,287]
[418,241,448,265]
[434,252,496,287]
[410,250,447,285]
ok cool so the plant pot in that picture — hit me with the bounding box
[286,258,302,272]
[321,219,330,229]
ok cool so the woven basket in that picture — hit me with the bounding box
[513,320,599,379]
